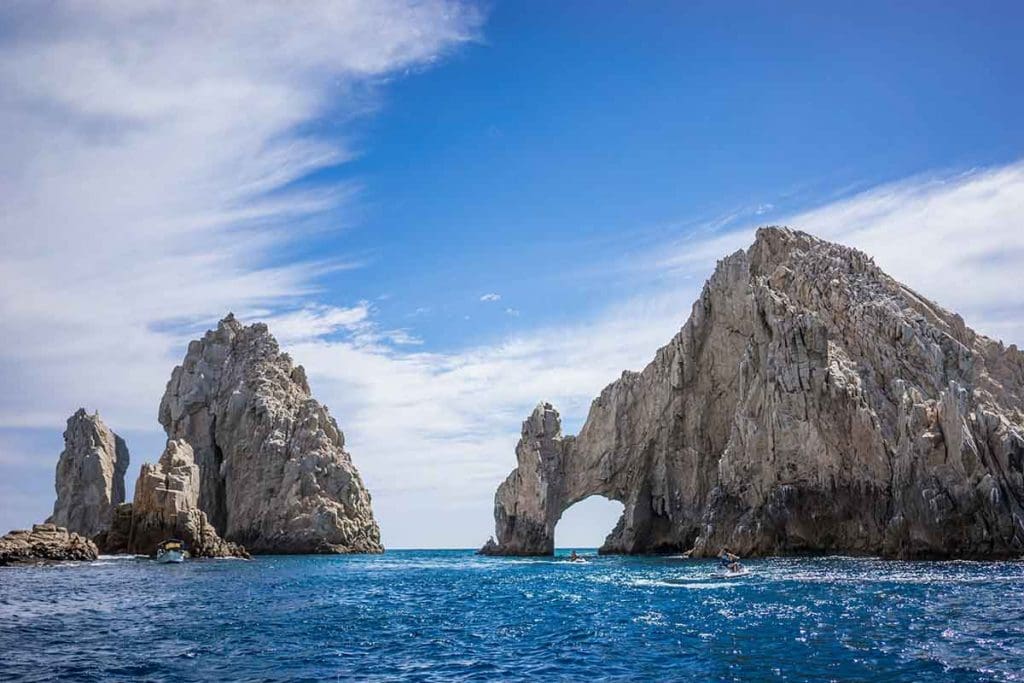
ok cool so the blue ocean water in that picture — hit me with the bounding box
[1,550,1022,682]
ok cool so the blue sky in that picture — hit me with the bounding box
[1,1,1023,548]
[320,0,1024,349]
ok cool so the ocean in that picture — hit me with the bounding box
[1,550,1021,681]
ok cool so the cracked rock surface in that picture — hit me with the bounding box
[159,314,382,554]
[48,409,129,539]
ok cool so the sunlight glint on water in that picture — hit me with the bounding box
[1,551,1022,681]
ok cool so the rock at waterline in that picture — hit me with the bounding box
[0,524,98,566]
[158,313,382,554]
[98,439,248,558]
[482,227,1024,559]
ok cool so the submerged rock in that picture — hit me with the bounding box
[483,227,1024,559]
[48,409,130,538]
[0,524,98,566]
[122,439,247,558]
[158,314,382,554]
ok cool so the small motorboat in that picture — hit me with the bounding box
[155,539,186,564]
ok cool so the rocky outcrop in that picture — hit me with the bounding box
[0,524,98,566]
[94,503,134,555]
[113,439,246,558]
[483,227,1024,559]
[48,409,130,538]
[158,314,382,554]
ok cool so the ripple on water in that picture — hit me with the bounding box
[1,553,1022,682]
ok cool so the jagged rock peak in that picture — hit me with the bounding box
[158,313,382,554]
[483,226,1024,559]
[480,402,573,556]
[118,439,246,558]
[48,408,129,538]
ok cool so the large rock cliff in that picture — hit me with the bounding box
[482,227,1024,559]
[158,314,382,554]
[47,409,130,538]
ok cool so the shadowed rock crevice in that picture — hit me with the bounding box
[130,439,245,558]
[482,227,1024,559]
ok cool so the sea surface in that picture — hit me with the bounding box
[1,550,1022,681]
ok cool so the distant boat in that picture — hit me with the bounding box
[155,539,186,564]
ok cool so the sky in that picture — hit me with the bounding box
[1,1,1023,548]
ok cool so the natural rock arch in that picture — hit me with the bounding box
[480,245,754,557]
[481,228,1024,559]
[554,494,625,550]
[480,400,712,556]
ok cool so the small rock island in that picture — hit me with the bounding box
[481,227,1024,559]
[1,315,381,565]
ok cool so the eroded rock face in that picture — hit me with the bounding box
[158,314,382,554]
[122,439,247,558]
[483,228,1024,559]
[0,524,98,565]
[48,409,130,538]
[94,503,134,555]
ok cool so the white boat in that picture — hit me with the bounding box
[155,539,186,563]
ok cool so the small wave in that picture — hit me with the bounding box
[634,611,667,625]
[628,578,736,589]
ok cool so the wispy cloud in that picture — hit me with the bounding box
[276,288,695,546]
[479,293,502,302]
[654,161,1024,345]
[0,1,480,432]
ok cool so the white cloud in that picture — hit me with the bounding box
[0,1,480,431]
[259,304,371,345]
[788,164,1024,343]
[382,329,423,346]
[479,293,501,302]
[278,287,695,546]
[655,161,1024,346]
[505,307,520,317]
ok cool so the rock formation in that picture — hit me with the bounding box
[158,314,382,554]
[482,227,1024,559]
[48,409,130,538]
[94,503,134,555]
[113,439,247,558]
[0,524,98,566]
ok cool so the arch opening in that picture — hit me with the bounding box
[554,495,624,554]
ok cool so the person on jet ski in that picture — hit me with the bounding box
[718,548,741,572]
